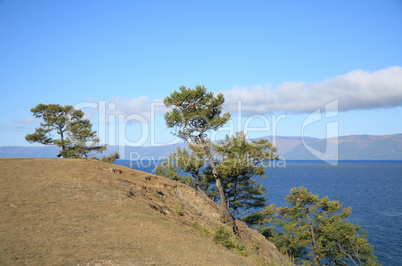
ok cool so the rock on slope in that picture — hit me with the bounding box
[0,158,291,265]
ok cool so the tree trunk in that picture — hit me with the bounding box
[193,171,201,191]
[198,132,238,233]
[306,210,316,247]
[60,129,66,158]
[306,209,319,264]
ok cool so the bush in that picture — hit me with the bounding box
[213,226,236,249]
[101,152,120,163]
[213,226,248,256]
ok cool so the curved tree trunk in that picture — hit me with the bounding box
[198,132,238,233]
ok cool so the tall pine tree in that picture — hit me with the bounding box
[163,86,235,230]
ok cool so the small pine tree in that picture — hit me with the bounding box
[25,104,106,158]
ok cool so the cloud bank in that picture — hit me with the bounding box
[222,66,402,114]
[63,66,402,127]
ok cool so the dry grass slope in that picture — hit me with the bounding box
[0,158,291,265]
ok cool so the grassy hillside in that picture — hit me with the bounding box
[0,158,290,265]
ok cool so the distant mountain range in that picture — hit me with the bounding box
[272,134,402,160]
[1,134,401,160]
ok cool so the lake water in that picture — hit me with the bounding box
[115,160,402,265]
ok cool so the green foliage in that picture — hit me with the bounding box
[25,104,74,149]
[213,131,279,217]
[251,241,262,251]
[213,226,248,256]
[101,152,120,163]
[155,131,279,220]
[244,187,379,265]
[64,118,106,158]
[154,150,184,182]
[213,226,236,249]
[154,146,209,191]
[25,104,106,158]
[163,85,230,142]
[235,243,248,257]
[242,203,278,238]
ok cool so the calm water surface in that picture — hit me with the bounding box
[115,160,402,265]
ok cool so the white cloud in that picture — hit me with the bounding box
[12,117,38,125]
[0,117,40,132]
[101,96,167,123]
[222,66,402,114]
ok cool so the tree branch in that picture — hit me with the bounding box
[336,240,359,266]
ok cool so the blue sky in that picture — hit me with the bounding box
[0,0,401,147]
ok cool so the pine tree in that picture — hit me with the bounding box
[155,131,279,231]
[212,132,279,217]
[244,187,379,265]
[25,103,106,158]
[163,86,235,230]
